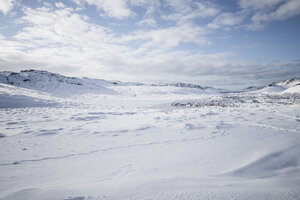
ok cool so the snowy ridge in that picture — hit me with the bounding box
[0,70,117,96]
[2,70,298,97]
[151,82,206,90]
[257,77,300,94]
[278,77,300,86]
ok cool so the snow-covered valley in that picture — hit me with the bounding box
[0,70,299,200]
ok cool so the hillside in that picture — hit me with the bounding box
[0,70,117,96]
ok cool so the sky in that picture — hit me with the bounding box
[0,0,300,88]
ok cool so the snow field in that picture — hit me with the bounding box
[0,71,299,199]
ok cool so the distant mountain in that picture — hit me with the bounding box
[278,78,300,85]
[244,86,264,91]
[0,70,299,96]
[0,70,217,94]
[0,70,117,96]
[151,82,205,90]
[249,77,300,93]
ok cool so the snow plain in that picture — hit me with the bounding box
[0,71,299,200]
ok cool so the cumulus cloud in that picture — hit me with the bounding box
[14,6,111,46]
[0,0,15,15]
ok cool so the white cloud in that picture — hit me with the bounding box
[43,2,52,8]
[55,2,65,9]
[238,0,285,10]
[0,4,214,81]
[85,0,133,19]
[71,0,85,6]
[119,24,208,51]
[129,0,160,17]
[83,0,160,19]
[239,0,300,30]
[0,0,15,15]
[70,0,85,10]
[251,0,300,22]
[136,18,156,27]
[5,5,126,77]
[14,6,110,45]
[208,12,244,29]
[163,0,219,24]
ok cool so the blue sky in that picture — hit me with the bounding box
[0,0,300,88]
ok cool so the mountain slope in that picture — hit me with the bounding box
[248,78,300,94]
[0,70,118,96]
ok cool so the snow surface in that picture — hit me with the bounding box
[0,71,299,200]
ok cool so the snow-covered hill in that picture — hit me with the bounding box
[256,78,300,94]
[0,70,221,101]
[0,70,118,96]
